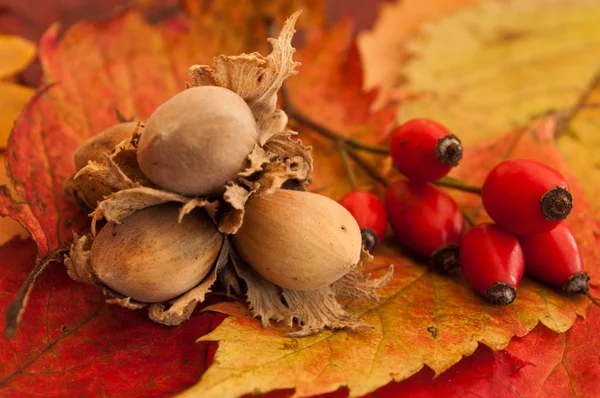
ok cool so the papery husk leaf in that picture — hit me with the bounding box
[103,287,147,310]
[218,183,254,235]
[332,265,394,302]
[189,11,301,144]
[238,145,277,178]
[91,187,217,235]
[218,261,242,296]
[262,130,313,169]
[252,157,312,195]
[148,238,230,326]
[229,252,292,328]
[282,287,371,338]
[63,233,96,286]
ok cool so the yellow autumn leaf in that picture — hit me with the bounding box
[557,81,600,217]
[0,35,35,79]
[0,35,36,149]
[387,0,600,215]
[357,0,480,108]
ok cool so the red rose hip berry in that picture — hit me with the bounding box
[460,223,524,306]
[339,190,387,251]
[482,159,572,236]
[386,180,464,272]
[519,223,590,295]
[389,118,463,182]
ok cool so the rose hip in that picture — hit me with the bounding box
[482,158,573,236]
[389,118,463,182]
[339,190,387,251]
[385,180,464,272]
[519,223,590,295]
[460,223,524,306]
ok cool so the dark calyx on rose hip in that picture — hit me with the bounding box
[519,223,593,297]
[385,180,464,273]
[339,190,387,251]
[459,223,524,306]
[482,158,573,236]
[389,118,463,182]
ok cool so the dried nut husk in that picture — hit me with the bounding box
[68,122,143,208]
[74,122,140,171]
[91,203,223,303]
[137,86,259,196]
[234,189,362,291]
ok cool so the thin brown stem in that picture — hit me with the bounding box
[347,139,389,155]
[555,67,600,138]
[280,80,389,155]
[585,292,600,308]
[339,146,359,190]
[433,176,483,195]
[346,148,389,187]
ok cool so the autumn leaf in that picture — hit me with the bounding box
[178,116,598,398]
[357,0,480,108]
[0,236,228,395]
[0,34,35,148]
[1,2,600,398]
[0,34,36,246]
[286,20,395,199]
[373,0,600,216]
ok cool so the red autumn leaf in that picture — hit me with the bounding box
[0,236,226,396]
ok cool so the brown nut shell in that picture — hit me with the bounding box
[74,122,139,171]
[137,86,259,196]
[91,203,223,303]
[234,189,362,291]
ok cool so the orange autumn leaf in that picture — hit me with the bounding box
[184,116,598,398]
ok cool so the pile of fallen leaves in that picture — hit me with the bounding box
[1,0,600,397]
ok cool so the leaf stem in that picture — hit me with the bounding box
[280,82,389,155]
[4,239,72,338]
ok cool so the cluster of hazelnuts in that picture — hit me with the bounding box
[63,12,392,337]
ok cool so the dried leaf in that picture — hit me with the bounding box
[91,187,215,235]
[218,183,254,235]
[229,253,291,328]
[189,11,301,144]
[63,233,95,286]
[332,265,394,302]
[238,145,277,178]
[281,287,371,338]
